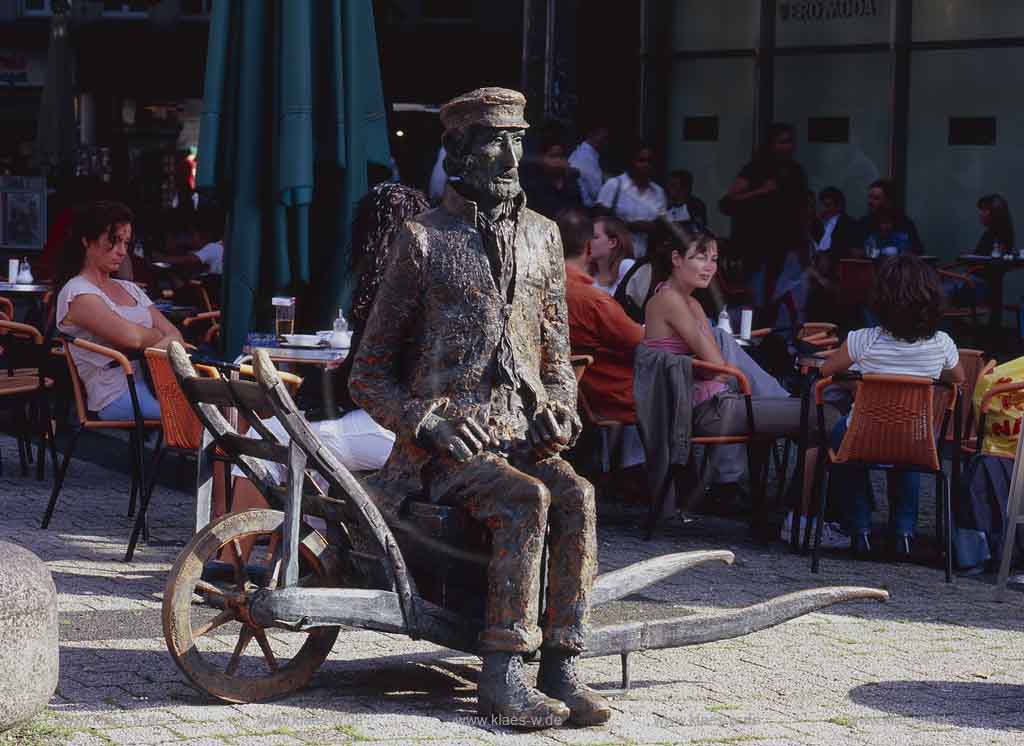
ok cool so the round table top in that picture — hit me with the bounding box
[797,353,829,370]
[958,253,1024,265]
[242,345,347,367]
[0,282,48,294]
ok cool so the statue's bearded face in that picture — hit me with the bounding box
[461,126,525,202]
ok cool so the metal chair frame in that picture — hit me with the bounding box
[41,334,161,561]
[0,320,58,480]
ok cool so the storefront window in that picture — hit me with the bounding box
[913,0,1024,42]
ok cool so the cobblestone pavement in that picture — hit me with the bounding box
[1,433,1023,746]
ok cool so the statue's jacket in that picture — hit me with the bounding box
[350,186,578,510]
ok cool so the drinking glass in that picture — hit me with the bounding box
[272,297,295,337]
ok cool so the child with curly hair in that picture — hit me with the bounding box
[821,255,965,557]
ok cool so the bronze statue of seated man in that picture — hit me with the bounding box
[350,87,609,729]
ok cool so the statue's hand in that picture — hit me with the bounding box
[418,415,495,462]
[527,401,578,458]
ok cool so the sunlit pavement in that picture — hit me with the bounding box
[2,433,1022,746]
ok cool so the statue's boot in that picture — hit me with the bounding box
[478,652,570,729]
[537,649,612,726]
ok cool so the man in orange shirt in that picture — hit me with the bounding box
[557,208,645,471]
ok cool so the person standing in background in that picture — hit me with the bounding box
[596,142,666,260]
[523,129,582,220]
[718,123,808,325]
[567,123,609,208]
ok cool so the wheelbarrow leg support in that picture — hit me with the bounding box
[582,586,890,659]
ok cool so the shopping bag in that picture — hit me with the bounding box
[973,356,1024,458]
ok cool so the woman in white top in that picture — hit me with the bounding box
[587,215,634,296]
[56,201,183,421]
[595,143,667,259]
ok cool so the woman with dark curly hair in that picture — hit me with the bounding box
[821,255,965,557]
[231,183,429,504]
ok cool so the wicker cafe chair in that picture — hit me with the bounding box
[837,259,875,307]
[125,349,227,562]
[569,354,628,498]
[797,322,840,351]
[182,310,221,347]
[938,268,1021,340]
[937,349,987,454]
[811,373,959,582]
[645,359,763,539]
[969,374,1024,598]
[188,279,217,313]
[143,350,304,544]
[41,335,162,561]
[0,320,57,479]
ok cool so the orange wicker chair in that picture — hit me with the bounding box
[936,349,987,454]
[797,322,840,351]
[939,267,1021,341]
[188,278,217,313]
[569,354,629,504]
[811,373,959,581]
[126,348,219,561]
[970,375,1024,597]
[837,259,875,307]
[134,349,305,557]
[41,335,162,561]
[182,310,221,346]
[0,320,57,479]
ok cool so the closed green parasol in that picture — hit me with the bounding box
[197,0,390,357]
[35,11,76,174]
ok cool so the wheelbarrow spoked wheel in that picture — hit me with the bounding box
[162,509,341,703]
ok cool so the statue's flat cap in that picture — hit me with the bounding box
[440,87,530,135]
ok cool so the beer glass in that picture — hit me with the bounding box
[272,297,296,337]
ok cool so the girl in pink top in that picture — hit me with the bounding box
[642,222,842,546]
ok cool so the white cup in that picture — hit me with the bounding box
[740,308,753,340]
[8,258,18,283]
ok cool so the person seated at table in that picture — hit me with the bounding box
[152,205,226,278]
[861,178,923,254]
[821,255,964,557]
[948,193,1017,308]
[975,193,1015,256]
[641,221,844,546]
[558,207,646,487]
[665,169,708,226]
[55,200,183,420]
[863,206,912,258]
[588,215,635,296]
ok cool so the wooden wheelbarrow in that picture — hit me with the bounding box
[161,342,888,704]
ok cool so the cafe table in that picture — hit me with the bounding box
[242,343,349,418]
[0,282,50,324]
[956,253,1024,342]
[0,282,49,296]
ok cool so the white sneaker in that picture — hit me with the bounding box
[779,512,808,543]
[816,522,851,550]
[780,513,849,549]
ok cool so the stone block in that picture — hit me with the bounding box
[0,541,59,731]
